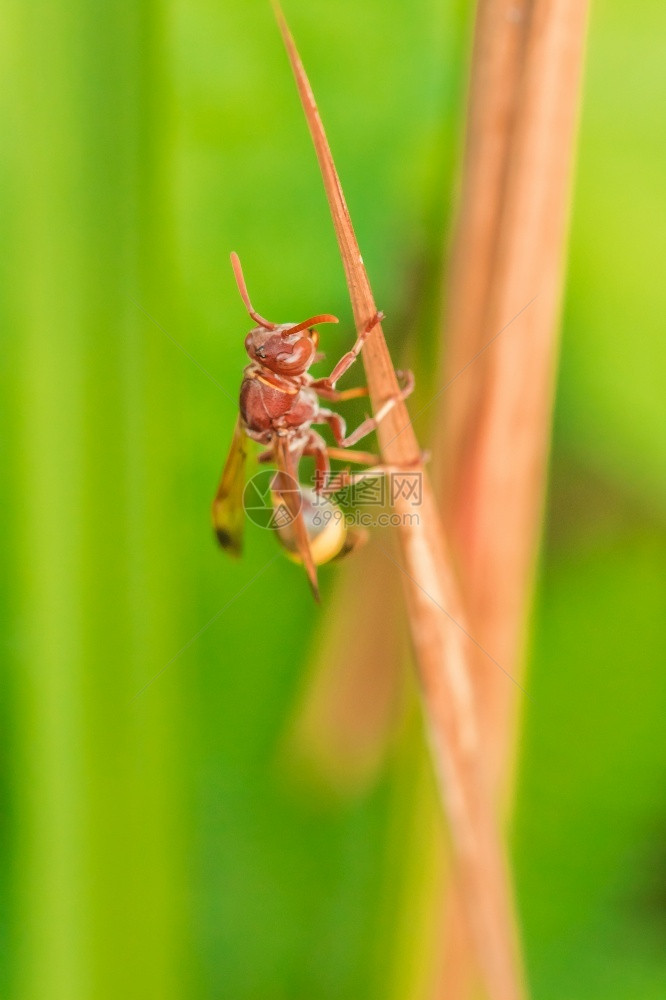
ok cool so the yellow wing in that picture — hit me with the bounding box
[212,417,248,556]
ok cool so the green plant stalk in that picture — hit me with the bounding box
[9,4,186,998]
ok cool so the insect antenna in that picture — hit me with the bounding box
[230,251,278,330]
[283,314,339,336]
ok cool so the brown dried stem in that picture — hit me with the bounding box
[434,0,589,996]
[273,5,525,998]
[437,0,532,495]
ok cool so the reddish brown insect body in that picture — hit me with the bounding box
[212,252,413,599]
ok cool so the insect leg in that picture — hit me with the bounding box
[273,435,320,600]
[313,369,412,405]
[318,372,414,448]
[313,384,369,402]
[310,310,384,390]
[325,446,379,465]
[301,431,331,493]
[318,464,398,495]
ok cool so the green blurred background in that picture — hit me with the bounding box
[2,1,665,997]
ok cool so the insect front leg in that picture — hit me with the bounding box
[310,310,384,392]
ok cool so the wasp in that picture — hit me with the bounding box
[212,253,413,599]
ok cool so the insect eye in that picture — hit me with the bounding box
[256,345,266,359]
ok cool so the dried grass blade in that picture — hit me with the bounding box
[272,4,526,996]
[434,0,590,995]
